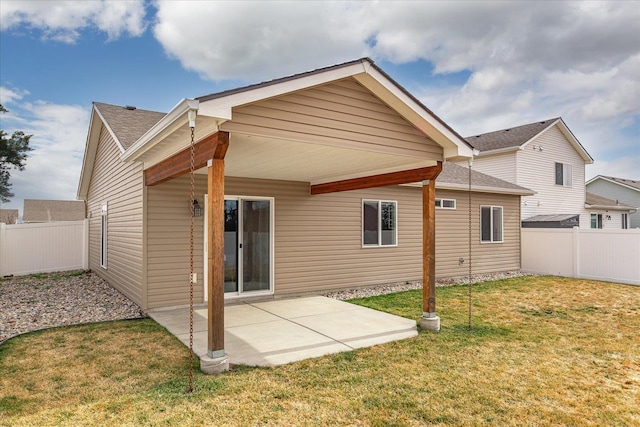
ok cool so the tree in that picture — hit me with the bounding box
[1,104,33,203]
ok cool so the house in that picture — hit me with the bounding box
[78,58,535,371]
[0,209,18,224]
[586,175,640,229]
[22,199,85,223]
[460,118,596,228]
[584,192,637,229]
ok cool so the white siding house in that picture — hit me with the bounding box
[587,176,640,228]
[460,118,598,228]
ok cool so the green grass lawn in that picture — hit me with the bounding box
[1,276,638,426]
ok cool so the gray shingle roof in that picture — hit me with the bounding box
[437,162,534,195]
[523,214,580,222]
[23,200,85,222]
[599,175,640,191]
[94,102,166,150]
[0,209,18,224]
[465,118,559,152]
[585,192,636,209]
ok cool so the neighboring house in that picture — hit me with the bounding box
[0,209,18,224]
[460,118,595,228]
[22,199,85,223]
[586,175,640,228]
[584,192,637,230]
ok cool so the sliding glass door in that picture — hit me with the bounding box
[206,196,273,298]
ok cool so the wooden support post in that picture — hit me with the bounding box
[420,178,440,331]
[207,158,225,357]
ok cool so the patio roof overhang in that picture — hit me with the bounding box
[122,58,471,372]
[122,58,473,188]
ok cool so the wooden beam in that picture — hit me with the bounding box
[422,178,437,314]
[207,158,225,356]
[144,131,229,186]
[310,162,443,195]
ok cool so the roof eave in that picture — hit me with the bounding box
[121,98,199,162]
[475,146,521,157]
[402,181,535,196]
[586,175,640,193]
[76,107,102,200]
[585,203,637,212]
[197,58,474,161]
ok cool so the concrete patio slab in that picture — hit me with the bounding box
[148,296,417,368]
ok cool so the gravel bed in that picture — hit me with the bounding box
[0,270,145,343]
[322,270,532,300]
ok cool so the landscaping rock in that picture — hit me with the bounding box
[0,271,145,343]
[322,270,532,300]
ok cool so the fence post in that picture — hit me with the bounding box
[82,218,89,270]
[572,226,580,279]
[0,223,5,277]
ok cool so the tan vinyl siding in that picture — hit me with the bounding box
[435,190,521,277]
[220,78,443,160]
[146,175,207,309]
[146,176,521,308]
[86,125,144,307]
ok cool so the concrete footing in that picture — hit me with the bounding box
[420,314,440,331]
[199,354,229,375]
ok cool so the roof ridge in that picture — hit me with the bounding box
[196,57,373,102]
[465,117,560,139]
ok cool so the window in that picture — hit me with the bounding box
[435,198,456,209]
[363,200,397,247]
[555,162,572,187]
[622,214,628,230]
[480,206,503,243]
[100,204,108,268]
[590,213,603,229]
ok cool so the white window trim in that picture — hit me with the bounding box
[555,162,573,187]
[436,198,456,210]
[590,213,603,229]
[100,203,108,269]
[480,205,504,244]
[362,199,398,248]
[622,213,628,230]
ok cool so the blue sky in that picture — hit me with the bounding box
[1,0,638,214]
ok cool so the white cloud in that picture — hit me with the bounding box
[0,86,29,106]
[153,1,371,81]
[0,0,147,43]
[586,156,640,181]
[0,94,89,213]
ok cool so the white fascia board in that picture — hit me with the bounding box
[121,98,199,162]
[77,108,105,200]
[402,181,536,196]
[585,203,638,212]
[353,69,474,161]
[197,61,369,118]
[587,175,640,193]
[475,146,521,157]
[436,182,536,196]
[93,106,126,153]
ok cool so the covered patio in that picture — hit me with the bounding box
[122,58,473,373]
[149,296,417,368]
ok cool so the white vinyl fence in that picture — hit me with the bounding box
[0,220,89,277]
[522,227,640,285]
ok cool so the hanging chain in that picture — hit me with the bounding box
[187,125,195,393]
[468,161,473,330]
